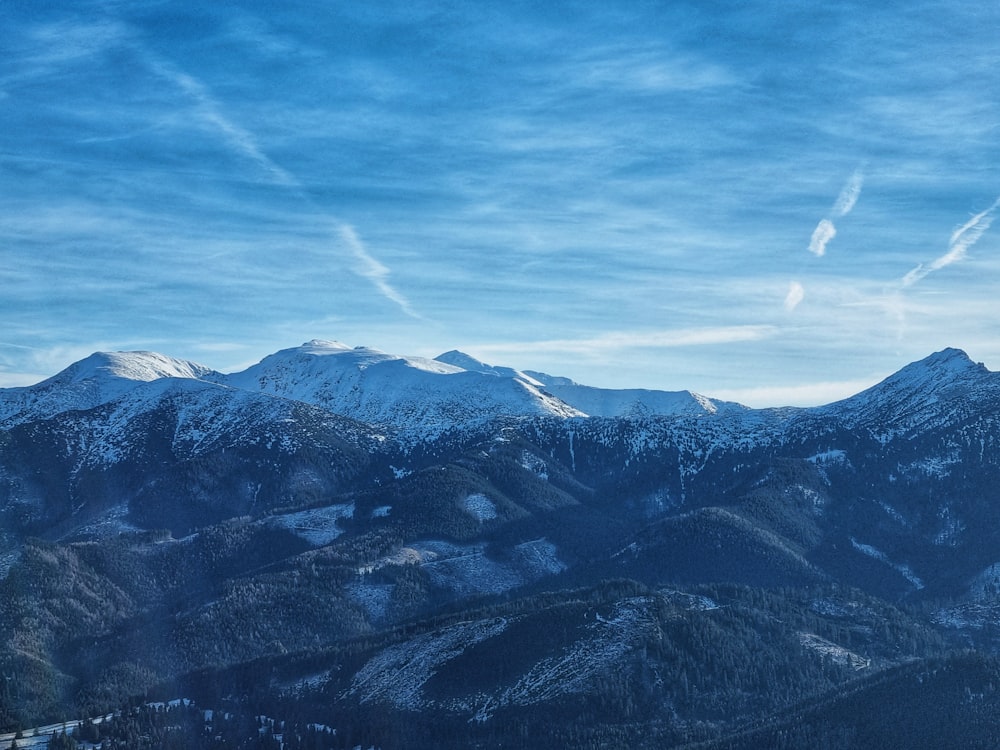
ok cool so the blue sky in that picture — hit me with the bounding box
[3,1,1000,406]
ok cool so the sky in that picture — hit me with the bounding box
[3,1,1000,406]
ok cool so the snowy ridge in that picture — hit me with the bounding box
[437,350,746,417]
[2,342,998,460]
[0,350,219,426]
[543,383,745,418]
[434,350,543,385]
[821,348,1000,440]
[222,340,584,436]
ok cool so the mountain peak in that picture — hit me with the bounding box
[0,350,219,426]
[61,350,216,384]
[434,350,486,371]
[885,347,987,387]
[299,339,354,353]
[825,348,996,430]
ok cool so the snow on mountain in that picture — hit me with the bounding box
[436,350,746,417]
[434,350,542,384]
[0,350,220,426]
[222,340,583,435]
[540,383,746,418]
[4,342,999,454]
[820,348,1000,439]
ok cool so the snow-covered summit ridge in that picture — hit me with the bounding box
[822,348,999,432]
[436,350,746,417]
[0,350,220,425]
[66,350,218,384]
[220,341,582,434]
[246,340,461,376]
[434,350,542,385]
[2,342,997,436]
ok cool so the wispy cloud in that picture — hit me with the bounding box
[807,169,865,257]
[832,168,864,217]
[138,43,420,317]
[807,219,837,258]
[784,280,805,311]
[571,46,738,93]
[144,58,299,188]
[338,225,421,319]
[901,196,1000,287]
[712,377,884,409]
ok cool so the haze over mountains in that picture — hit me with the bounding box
[2,340,1000,747]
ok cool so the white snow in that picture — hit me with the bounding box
[269,503,355,546]
[933,504,965,546]
[220,341,584,438]
[359,539,565,597]
[540,383,744,418]
[0,350,218,426]
[850,537,925,589]
[797,632,870,670]
[462,493,498,521]
[659,588,719,611]
[807,449,848,465]
[967,562,1000,601]
[345,581,394,621]
[348,596,659,721]
[519,450,549,479]
[501,597,658,710]
[0,550,21,579]
[347,617,512,710]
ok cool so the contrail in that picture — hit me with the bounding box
[901,196,1000,288]
[339,225,422,319]
[807,169,864,257]
[142,50,420,318]
[832,169,864,217]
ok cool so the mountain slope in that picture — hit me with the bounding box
[1,342,1000,746]
[222,340,583,435]
[821,348,1000,438]
[436,349,746,417]
[0,351,220,426]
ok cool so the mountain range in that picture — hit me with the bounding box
[2,340,1000,748]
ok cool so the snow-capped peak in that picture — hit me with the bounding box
[239,341,462,378]
[0,350,219,425]
[823,348,998,433]
[837,348,989,406]
[297,339,355,354]
[220,341,581,435]
[61,350,217,384]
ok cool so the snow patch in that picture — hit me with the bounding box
[968,562,1000,601]
[269,504,355,546]
[850,537,924,589]
[659,588,719,611]
[345,581,394,622]
[462,493,498,521]
[519,451,549,480]
[798,632,870,670]
[807,449,847,465]
[906,454,959,479]
[347,617,512,710]
[361,539,565,597]
[933,504,965,546]
[501,597,658,711]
